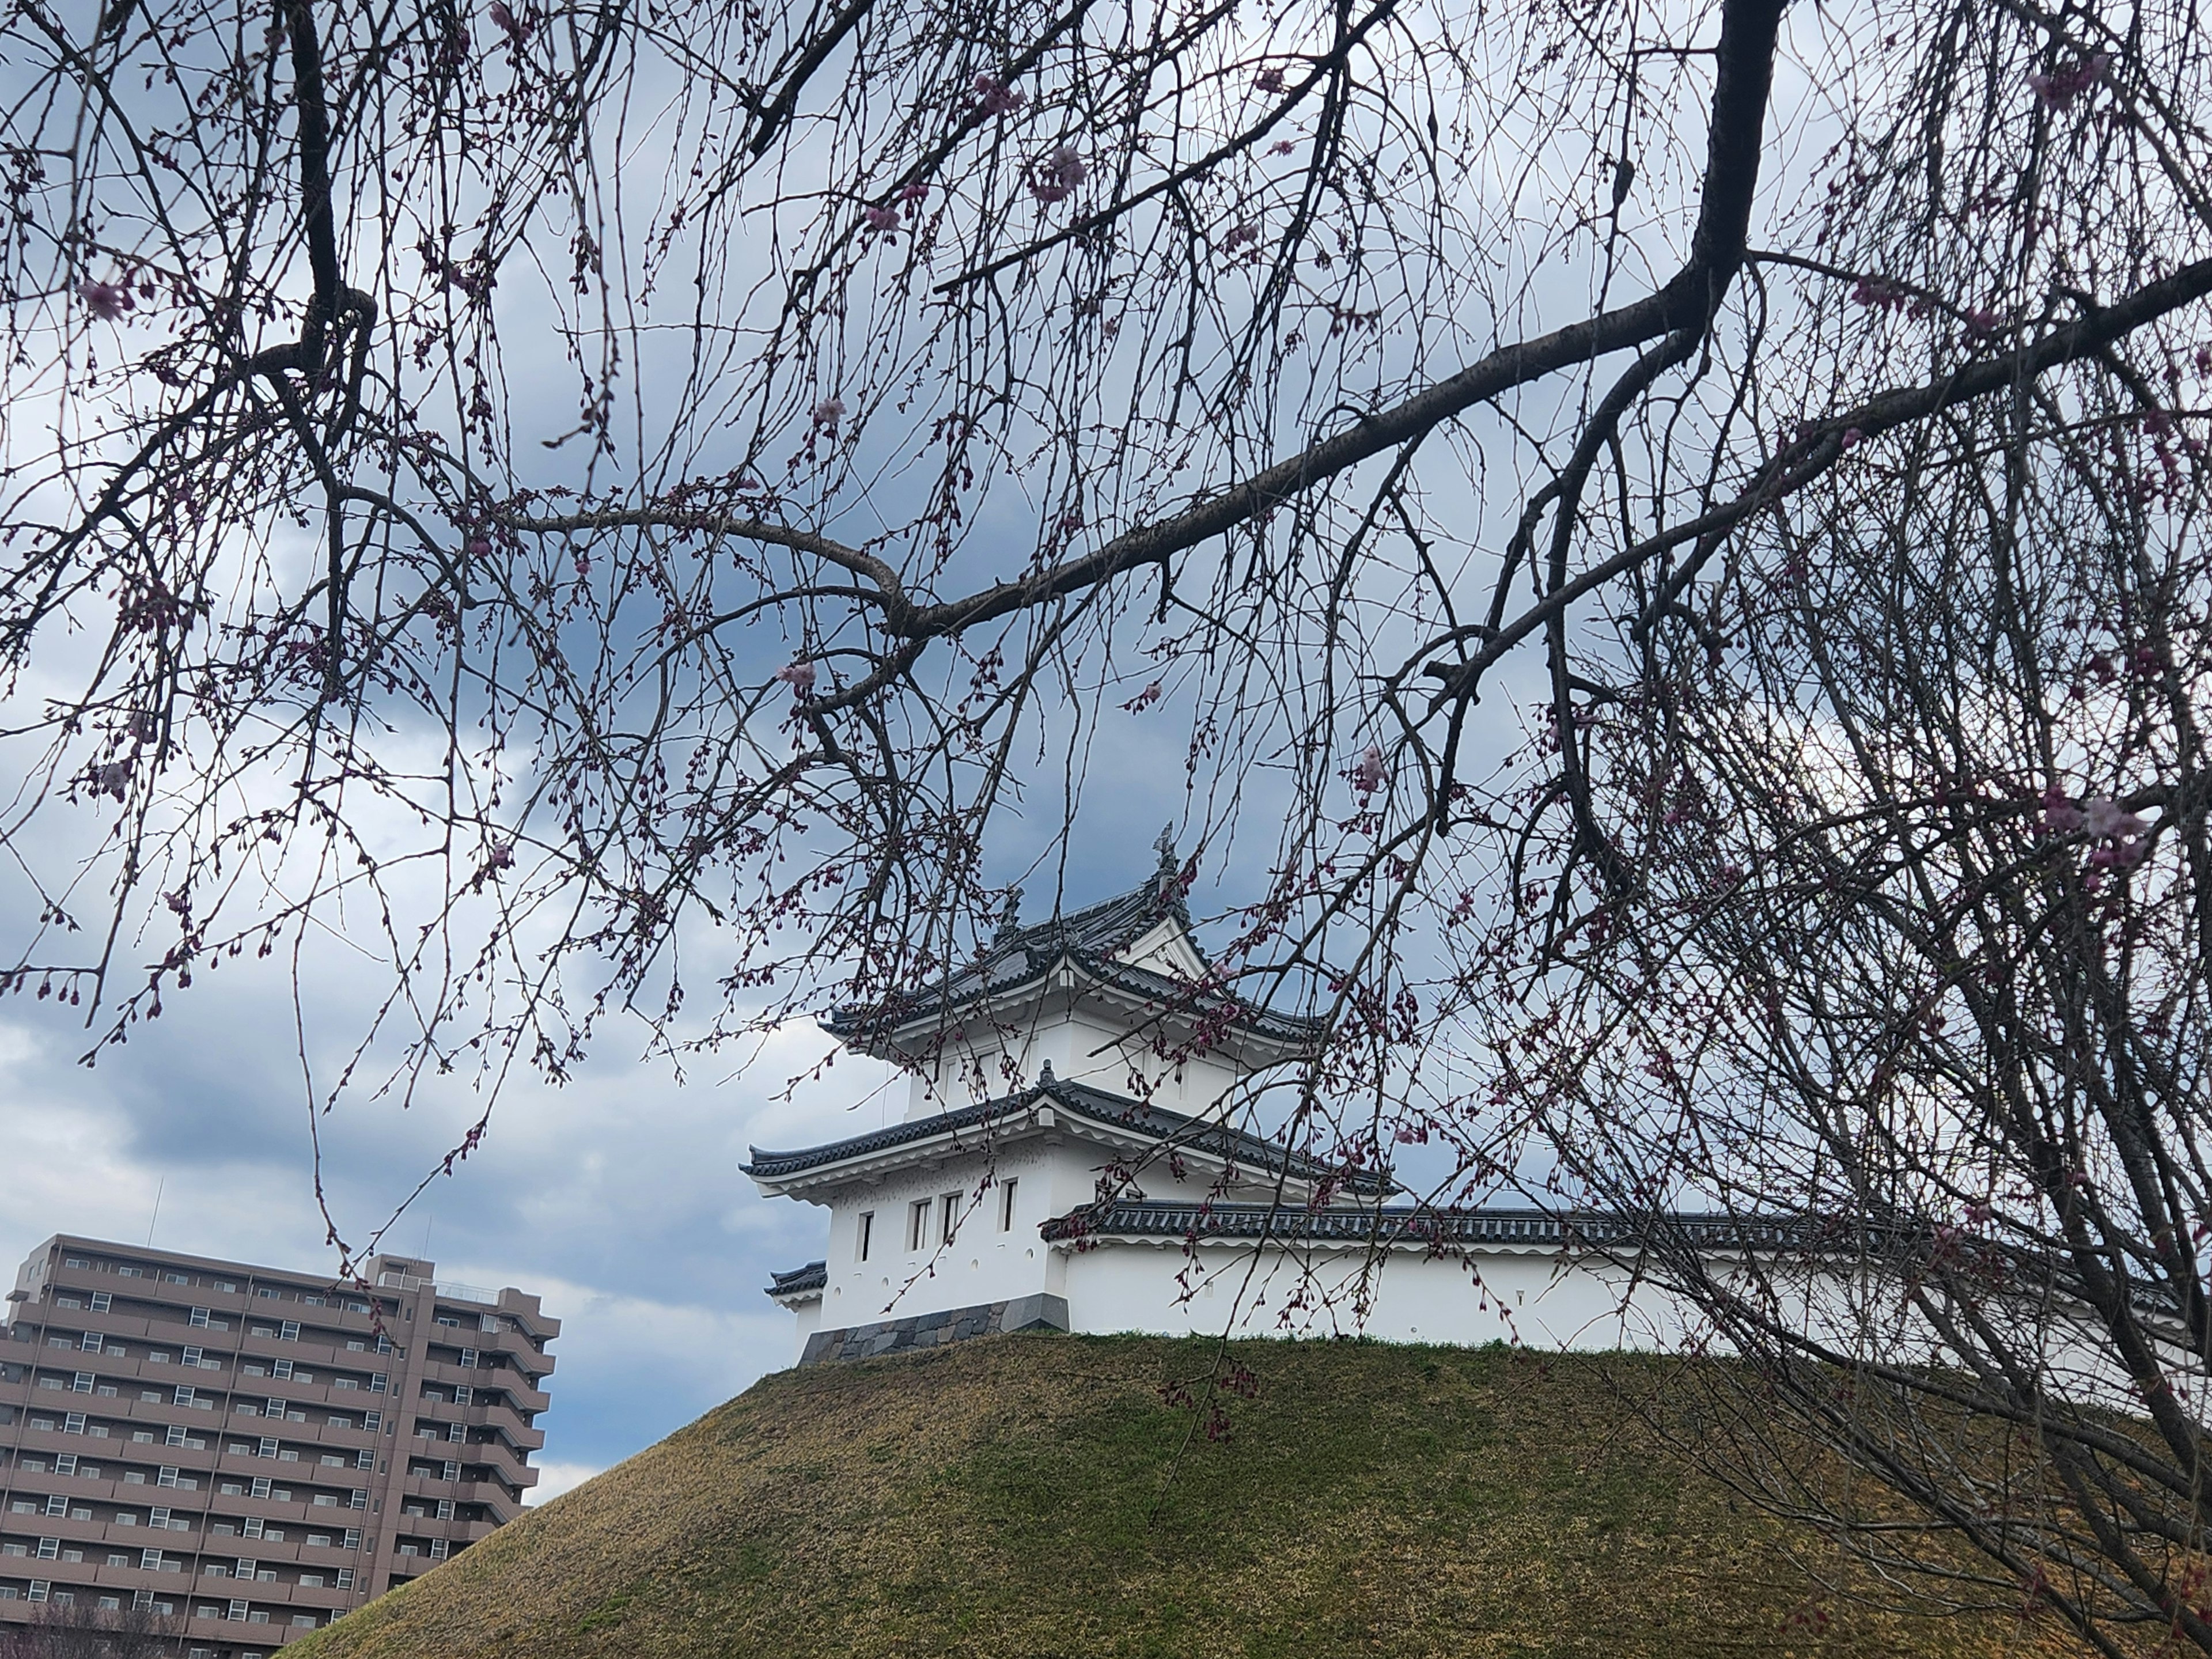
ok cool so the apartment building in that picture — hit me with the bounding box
[0,1235,558,1656]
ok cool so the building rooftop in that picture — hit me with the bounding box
[822,836,1331,1057]
[742,1074,1388,1195]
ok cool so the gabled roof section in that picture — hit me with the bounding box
[766,1262,827,1302]
[823,832,1328,1058]
[741,1076,1388,1196]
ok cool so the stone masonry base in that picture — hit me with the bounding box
[798,1293,1070,1365]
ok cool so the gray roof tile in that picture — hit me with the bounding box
[742,1077,1388,1194]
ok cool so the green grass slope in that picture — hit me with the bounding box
[294,1335,2068,1659]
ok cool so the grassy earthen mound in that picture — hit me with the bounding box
[294,1335,2072,1659]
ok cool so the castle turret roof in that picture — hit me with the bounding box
[823,835,1327,1061]
[742,1074,1388,1197]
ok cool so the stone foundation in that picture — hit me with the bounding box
[798,1293,1070,1365]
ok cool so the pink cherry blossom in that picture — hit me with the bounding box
[2028,52,2109,112]
[1352,744,1384,794]
[774,660,817,697]
[972,75,1024,116]
[862,204,900,235]
[2082,797,2149,840]
[811,397,846,430]
[2039,786,2085,833]
[1255,66,1286,93]
[1030,145,1088,205]
[488,1,533,45]
[77,279,134,321]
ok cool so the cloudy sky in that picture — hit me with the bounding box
[0,753,1239,1502]
[0,0,1601,1505]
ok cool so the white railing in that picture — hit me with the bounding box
[373,1272,495,1305]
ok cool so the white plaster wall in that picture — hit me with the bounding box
[904,1005,1251,1120]
[796,1133,1289,1357]
[809,1139,1080,1342]
[1056,1241,2148,1396]
[1061,1243,1715,1351]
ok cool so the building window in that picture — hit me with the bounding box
[999,1179,1019,1232]
[856,1212,874,1263]
[939,1193,960,1245]
[907,1199,930,1252]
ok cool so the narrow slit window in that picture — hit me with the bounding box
[856,1212,874,1263]
[908,1200,930,1252]
[999,1179,1019,1233]
[939,1193,960,1245]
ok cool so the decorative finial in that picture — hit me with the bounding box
[1154,824,1183,903]
[1039,1058,1055,1084]
[995,885,1023,941]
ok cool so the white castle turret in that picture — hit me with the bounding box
[745,842,1753,1365]
[744,835,1384,1362]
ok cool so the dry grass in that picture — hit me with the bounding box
[293,1335,2080,1659]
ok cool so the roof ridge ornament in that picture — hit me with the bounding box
[994,885,1023,943]
[1154,824,1178,902]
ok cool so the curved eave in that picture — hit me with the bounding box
[743,1083,1388,1201]
[824,949,1326,1066]
[745,1099,1059,1198]
[766,1261,827,1306]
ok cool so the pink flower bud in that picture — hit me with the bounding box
[972,75,1025,116]
[774,660,817,697]
[77,279,134,321]
[2039,786,2085,834]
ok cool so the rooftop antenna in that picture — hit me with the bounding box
[145,1176,164,1247]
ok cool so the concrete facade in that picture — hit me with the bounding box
[0,1235,556,1655]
